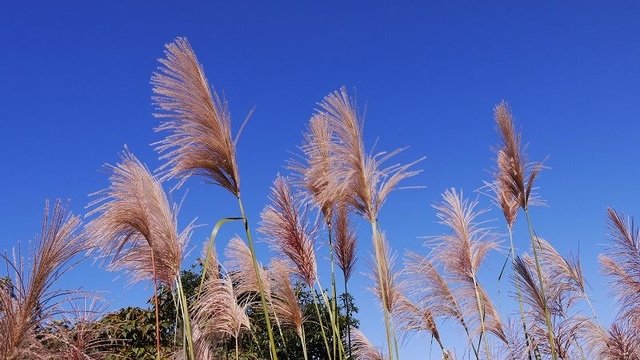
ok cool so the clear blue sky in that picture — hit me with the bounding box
[2,1,639,358]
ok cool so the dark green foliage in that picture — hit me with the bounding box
[222,287,359,360]
[81,267,358,359]
[97,307,173,359]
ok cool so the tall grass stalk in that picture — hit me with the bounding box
[326,223,339,360]
[312,288,333,359]
[343,281,352,357]
[235,335,239,360]
[471,275,491,358]
[334,203,357,358]
[149,249,162,359]
[507,227,534,360]
[176,274,194,360]
[315,278,346,358]
[524,209,557,360]
[151,37,279,358]
[237,195,279,360]
[371,221,398,360]
[300,325,309,360]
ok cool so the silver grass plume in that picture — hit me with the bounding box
[1,200,86,359]
[152,37,241,196]
[259,176,317,287]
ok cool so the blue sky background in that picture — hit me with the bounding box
[2,1,640,358]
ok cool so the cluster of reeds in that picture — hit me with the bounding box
[2,36,640,360]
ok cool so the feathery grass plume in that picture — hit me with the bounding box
[151,37,278,360]
[152,37,240,195]
[484,176,534,359]
[485,178,520,229]
[0,200,86,360]
[268,260,305,336]
[599,324,640,360]
[493,101,556,359]
[260,179,335,359]
[394,294,448,357]
[334,203,357,282]
[334,202,357,356]
[268,260,308,357]
[580,318,640,360]
[185,247,220,360]
[86,150,192,358]
[601,208,640,327]
[225,236,270,297]
[86,150,190,287]
[498,321,534,360]
[315,87,421,360]
[260,176,318,287]
[42,297,119,360]
[513,255,585,358]
[432,188,506,348]
[292,111,341,220]
[520,240,585,317]
[292,110,351,360]
[403,251,465,325]
[513,256,548,319]
[224,236,298,354]
[551,317,586,359]
[174,324,216,360]
[404,251,481,358]
[368,233,400,319]
[535,237,592,310]
[86,151,192,318]
[316,87,422,222]
[192,270,251,360]
[202,238,220,281]
[349,328,387,360]
[367,233,402,359]
[493,102,543,211]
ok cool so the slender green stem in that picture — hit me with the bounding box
[300,325,309,360]
[370,221,397,360]
[270,300,290,356]
[344,280,352,359]
[312,289,333,360]
[237,195,279,360]
[315,278,346,358]
[235,336,239,360]
[584,296,599,322]
[197,217,244,298]
[507,227,533,360]
[326,221,339,360]
[471,275,491,358]
[176,275,194,360]
[524,209,557,360]
[581,289,606,337]
[459,317,479,360]
[170,290,179,345]
[149,249,162,360]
